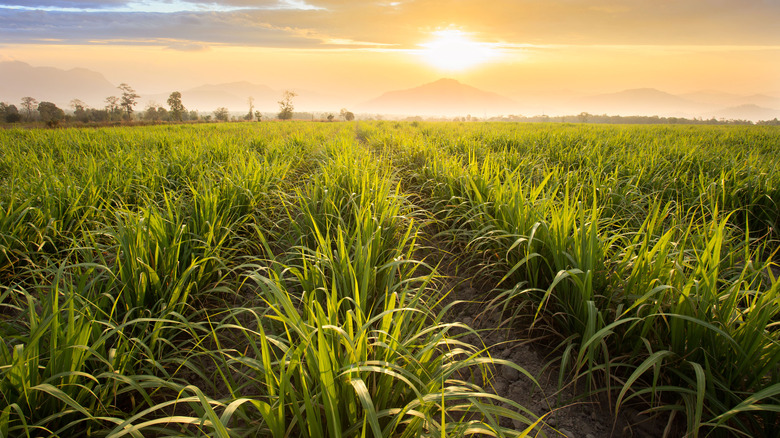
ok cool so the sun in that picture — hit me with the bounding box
[418,30,499,71]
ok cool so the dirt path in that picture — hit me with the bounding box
[422,238,669,438]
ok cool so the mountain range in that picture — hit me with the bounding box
[359,78,518,116]
[572,88,780,120]
[143,82,278,113]
[1,61,778,121]
[0,61,117,107]
[0,61,336,113]
[360,81,779,120]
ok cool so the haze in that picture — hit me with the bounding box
[1,0,780,118]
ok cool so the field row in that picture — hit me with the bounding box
[1,122,779,437]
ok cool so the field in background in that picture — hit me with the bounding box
[1,122,779,437]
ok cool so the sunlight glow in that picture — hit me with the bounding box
[418,30,500,71]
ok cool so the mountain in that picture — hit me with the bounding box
[189,81,276,98]
[577,88,707,117]
[142,82,340,113]
[0,61,117,108]
[360,78,518,116]
[681,91,780,110]
[708,104,779,122]
[735,94,780,109]
[143,81,278,112]
[3,60,777,119]
[680,90,743,106]
[0,61,336,114]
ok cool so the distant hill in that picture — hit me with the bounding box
[0,61,117,108]
[734,94,780,109]
[143,81,278,112]
[3,60,778,120]
[189,81,276,98]
[360,78,518,116]
[143,82,340,113]
[708,104,780,122]
[680,90,743,106]
[0,61,338,114]
[578,88,707,117]
[681,90,780,110]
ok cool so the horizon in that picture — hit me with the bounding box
[1,1,780,119]
[2,61,779,122]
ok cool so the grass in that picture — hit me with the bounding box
[1,121,779,437]
[376,122,780,437]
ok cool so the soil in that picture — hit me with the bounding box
[422,238,674,438]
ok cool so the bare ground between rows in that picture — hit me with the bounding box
[417,236,674,438]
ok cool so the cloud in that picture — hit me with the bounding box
[0,8,388,49]
[182,0,321,8]
[165,41,211,51]
[1,0,780,50]
[0,0,128,8]
[0,0,320,11]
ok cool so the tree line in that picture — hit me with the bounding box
[1,83,358,126]
[0,84,193,126]
[485,112,771,125]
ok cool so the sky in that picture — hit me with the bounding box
[1,0,780,107]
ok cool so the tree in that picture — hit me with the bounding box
[213,107,230,122]
[167,91,185,121]
[277,90,296,120]
[246,96,255,121]
[71,99,89,123]
[254,110,262,121]
[144,103,168,121]
[326,113,334,122]
[21,96,38,121]
[70,99,86,111]
[340,108,355,121]
[87,108,110,123]
[1,103,21,123]
[37,101,65,126]
[118,83,140,119]
[144,105,158,121]
[105,96,121,120]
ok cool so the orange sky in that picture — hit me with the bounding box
[1,1,780,103]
